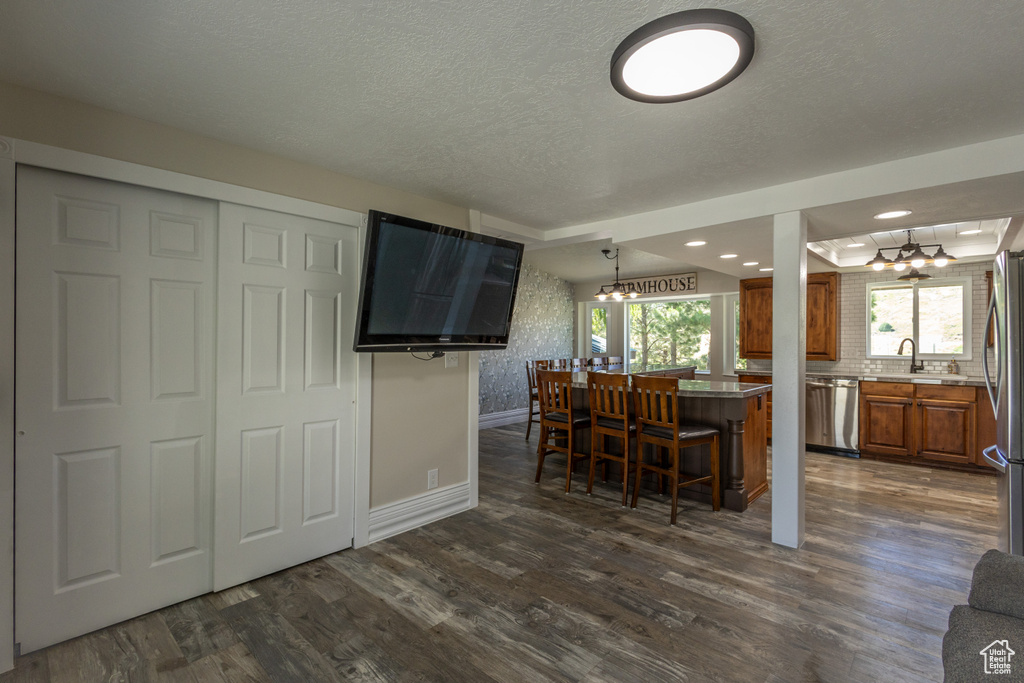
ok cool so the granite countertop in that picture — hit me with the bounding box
[736,369,987,387]
[571,371,771,398]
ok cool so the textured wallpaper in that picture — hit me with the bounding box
[479,263,574,415]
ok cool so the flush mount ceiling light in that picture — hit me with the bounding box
[873,210,913,220]
[685,240,707,246]
[610,9,755,103]
[720,253,738,259]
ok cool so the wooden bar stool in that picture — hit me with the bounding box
[586,371,636,506]
[630,374,720,524]
[524,359,549,440]
[535,369,591,493]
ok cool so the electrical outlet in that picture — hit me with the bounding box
[427,468,439,490]
[445,352,459,368]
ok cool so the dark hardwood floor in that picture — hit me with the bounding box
[2,425,998,682]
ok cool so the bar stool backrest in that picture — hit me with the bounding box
[630,374,680,433]
[548,358,569,370]
[606,356,624,371]
[536,369,574,421]
[590,356,608,369]
[570,357,588,370]
[526,359,549,393]
[587,371,631,432]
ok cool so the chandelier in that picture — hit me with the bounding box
[864,229,957,279]
[594,249,639,301]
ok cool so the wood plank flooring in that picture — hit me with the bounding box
[2,425,998,682]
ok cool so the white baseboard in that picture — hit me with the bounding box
[479,407,530,430]
[366,482,472,544]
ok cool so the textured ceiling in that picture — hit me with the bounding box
[3,0,1024,239]
[2,0,1024,232]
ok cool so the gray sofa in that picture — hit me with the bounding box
[943,549,1024,681]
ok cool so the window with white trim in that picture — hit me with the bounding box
[867,277,972,359]
[626,297,712,372]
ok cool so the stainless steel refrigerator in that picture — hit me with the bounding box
[983,250,1024,555]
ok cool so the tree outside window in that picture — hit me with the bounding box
[628,299,711,371]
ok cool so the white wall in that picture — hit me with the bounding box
[0,80,486,666]
[0,80,476,512]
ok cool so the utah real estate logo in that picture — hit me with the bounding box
[980,640,1015,675]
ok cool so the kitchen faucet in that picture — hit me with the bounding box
[897,338,924,373]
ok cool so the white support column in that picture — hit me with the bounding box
[771,211,807,549]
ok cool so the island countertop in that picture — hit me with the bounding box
[570,371,772,398]
[564,369,769,512]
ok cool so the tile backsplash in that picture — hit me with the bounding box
[479,263,574,415]
[745,260,994,377]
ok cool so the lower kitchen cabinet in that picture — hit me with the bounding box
[738,374,772,439]
[860,381,985,468]
[859,382,915,457]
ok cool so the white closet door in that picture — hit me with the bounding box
[15,167,216,652]
[214,203,357,590]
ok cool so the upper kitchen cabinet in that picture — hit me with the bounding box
[739,272,840,361]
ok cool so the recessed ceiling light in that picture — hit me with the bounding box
[720,253,738,259]
[743,261,758,266]
[960,229,982,235]
[759,267,773,272]
[685,240,707,246]
[610,9,756,103]
[848,242,865,248]
[873,210,913,220]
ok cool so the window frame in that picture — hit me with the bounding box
[583,301,611,358]
[624,293,714,374]
[725,292,746,376]
[865,276,972,361]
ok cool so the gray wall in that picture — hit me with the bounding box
[479,263,574,415]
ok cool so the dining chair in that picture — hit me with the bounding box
[524,359,549,440]
[630,374,720,524]
[586,371,636,506]
[536,369,591,493]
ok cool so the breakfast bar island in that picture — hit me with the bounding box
[570,372,771,512]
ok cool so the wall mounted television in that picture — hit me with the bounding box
[353,210,524,352]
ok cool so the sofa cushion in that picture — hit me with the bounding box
[969,549,1024,621]
[943,605,1024,682]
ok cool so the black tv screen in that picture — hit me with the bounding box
[353,210,524,352]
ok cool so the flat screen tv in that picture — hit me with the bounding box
[353,210,524,352]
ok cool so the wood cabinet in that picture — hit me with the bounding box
[860,381,982,467]
[859,382,915,457]
[976,386,997,468]
[739,272,839,361]
[737,375,772,439]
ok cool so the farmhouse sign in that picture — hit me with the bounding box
[623,272,698,296]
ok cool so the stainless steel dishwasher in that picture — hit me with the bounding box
[805,378,859,455]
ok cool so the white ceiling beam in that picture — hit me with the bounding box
[541,133,1024,245]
